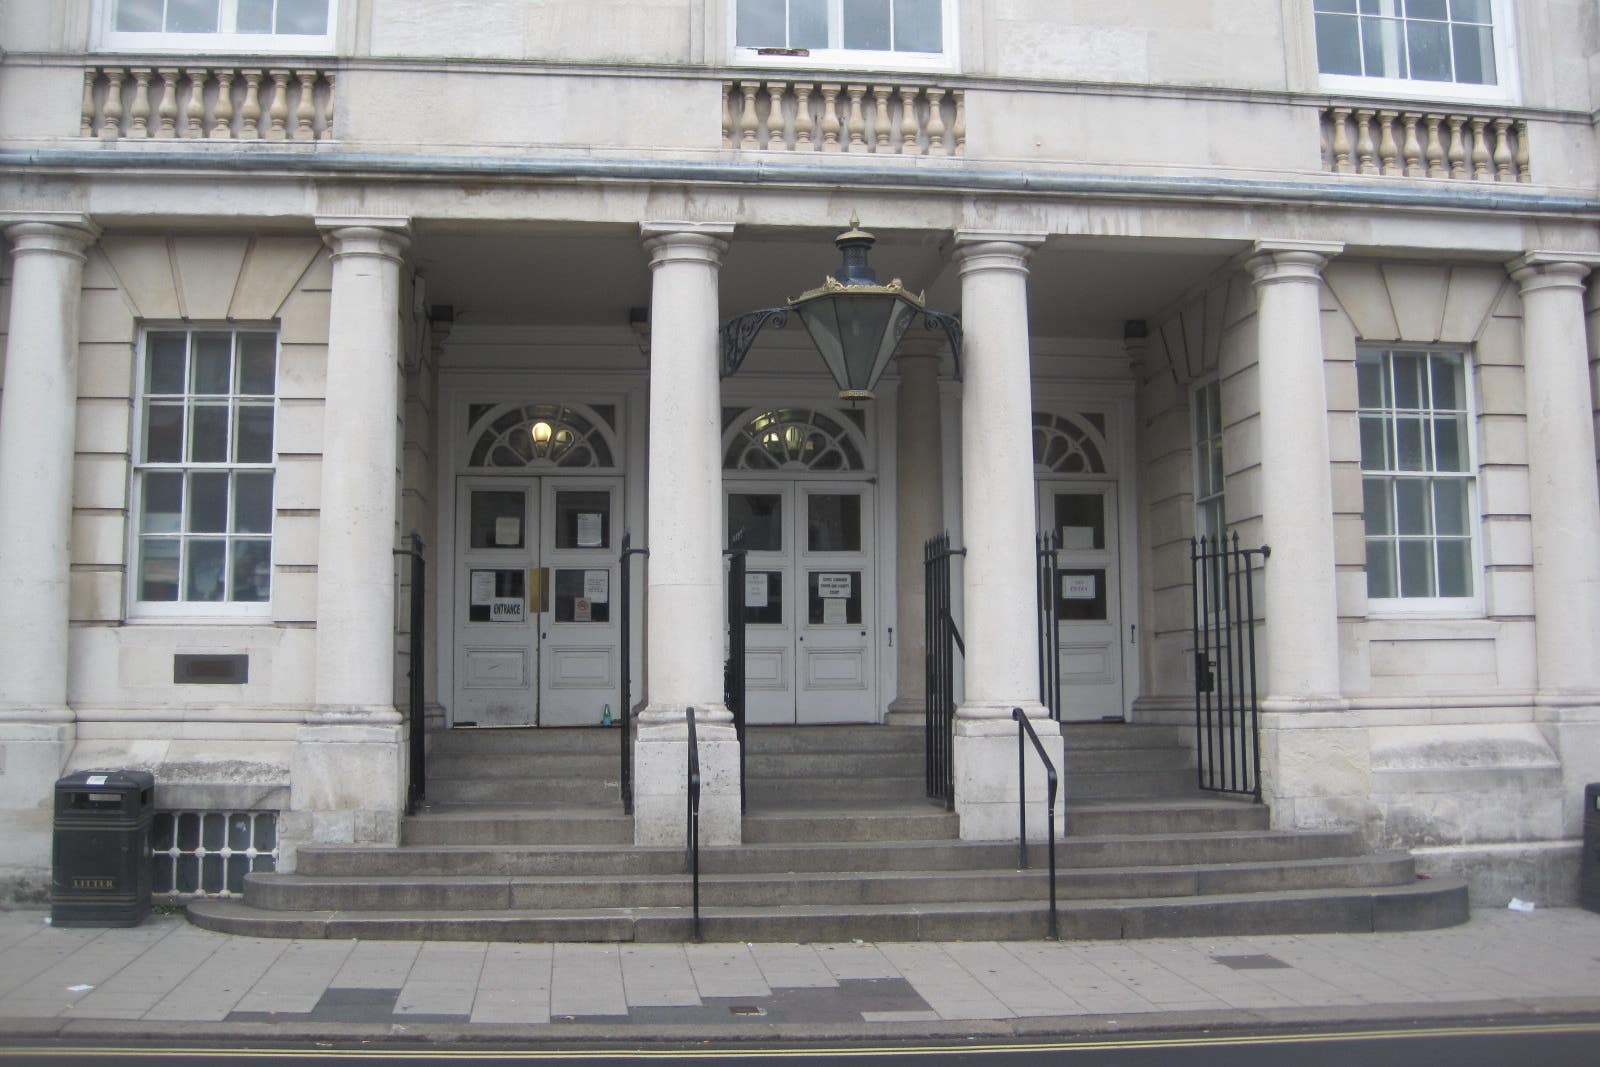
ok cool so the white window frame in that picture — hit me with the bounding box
[1358,346,1484,617]
[729,0,958,74]
[1191,378,1226,544]
[1313,0,1519,105]
[94,0,338,56]
[128,324,278,622]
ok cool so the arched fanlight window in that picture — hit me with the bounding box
[467,403,616,470]
[1033,411,1110,475]
[722,406,867,472]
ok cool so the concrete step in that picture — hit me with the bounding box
[428,727,624,757]
[247,853,1416,912]
[187,878,1470,943]
[1067,799,1269,836]
[744,752,924,778]
[741,726,924,754]
[1062,747,1194,773]
[401,807,633,846]
[1067,769,1203,799]
[1060,723,1194,749]
[424,776,622,806]
[741,807,958,843]
[427,754,618,779]
[743,776,928,805]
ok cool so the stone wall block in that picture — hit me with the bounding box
[171,237,250,319]
[228,238,324,321]
[1324,263,1400,340]
[99,238,181,320]
[1380,263,1450,340]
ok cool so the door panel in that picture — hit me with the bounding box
[729,483,796,724]
[536,480,622,726]
[1041,481,1124,721]
[453,479,538,727]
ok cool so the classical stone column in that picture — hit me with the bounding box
[1508,251,1600,835]
[887,340,945,722]
[0,215,98,896]
[949,231,1063,841]
[287,218,411,858]
[1245,241,1344,708]
[634,222,741,847]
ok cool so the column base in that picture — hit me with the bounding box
[632,711,741,847]
[284,720,403,871]
[885,697,926,727]
[952,708,1065,842]
[0,719,76,904]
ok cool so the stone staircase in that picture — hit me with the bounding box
[187,722,1468,942]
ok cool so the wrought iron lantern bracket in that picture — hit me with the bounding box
[720,306,791,379]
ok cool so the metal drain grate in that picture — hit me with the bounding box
[1212,954,1292,970]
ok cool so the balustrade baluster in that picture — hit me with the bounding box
[721,81,733,148]
[1469,117,1491,180]
[766,82,787,150]
[1354,109,1377,174]
[239,70,263,139]
[1514,120,1531,182]
[952,89,966,155]
[1491,118,1513,182]
[1400,113,1423,177]
[898,86,919,154]
[845,85,868,152]
[1425,115,1446,177]
[210,70,235,138]
[820,84,842,152]
[80,71,97,137]
[101,69,125,140]
[1328,107,1352,172]
[184,69,208,138]
[739,82,759,149]
[155,68,180,138]
[873,86,892,152]
[926,87,947,156]
[128,68,153,138]
[296,71,318,140]
[1377,110,1399,175]
[266,70,291,140]
[794,82,815,149]
[1447,116,1468,178]
[321,72,335,139]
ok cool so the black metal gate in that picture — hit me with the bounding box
[924,532,965,808]
[1036,531,1062,721]
[724,530,748,813]
[1190,533,1269,799]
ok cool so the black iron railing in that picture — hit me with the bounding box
[619,531,649,815]
[1012,706,1060,941]
[393,534,427,815]
[924,532,966,808]
[1190,533,1269,800]
[685,705,702,943]
[1036,531,1062,721]
[724,529,748,813]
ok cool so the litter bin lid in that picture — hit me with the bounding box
[56,770,155,791]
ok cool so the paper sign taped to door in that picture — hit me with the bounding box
[577,513,603,547]
[574,597,592,622]
[584,569,609,603]
[1060,526,1096,551]
[745,573,769,608]
[823,598,847,624]
[1062,574,1097,600]
[470,570,495,606]
[817,573,852,598]
[489,597,525,622]
[494,516,521,546]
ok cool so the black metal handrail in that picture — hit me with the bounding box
[1036,531,1062,721]
[1012,706,1059,941]
[619,531,649,815]
[924,532,966,808]
[392,533,427,815]
[724,529,748,813]
[685,705,702,943]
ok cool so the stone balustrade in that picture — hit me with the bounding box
[1319,105,1529,183]
[722,79,964,156]
[81,64,334,141]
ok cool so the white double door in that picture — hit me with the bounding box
[1038,479,1125,721]
[451,476,621,728]
[727,480,877,724]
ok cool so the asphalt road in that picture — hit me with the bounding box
[4,1019,1600,1066]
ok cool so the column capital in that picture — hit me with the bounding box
[316,217,411,262]
[1,214,99,260]
[1245,240,1343,286]
[950,230,1046,276]
[1507,251,1600,294]
[640,222,734,267]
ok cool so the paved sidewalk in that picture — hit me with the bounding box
[0,907,1596,1042]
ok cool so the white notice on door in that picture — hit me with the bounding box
[745,573,768,608]
[577,512,603,547]
[574,597,592,622]
[584,569,609,603]
[494,516,521,546]
[1060,526,1096,551]
[489,597,525,622]
[817,573,852,598]
[1062,574,1097,600]
[470,570,495,606]
[823,598,847,624]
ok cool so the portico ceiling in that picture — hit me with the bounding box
[412,224,1242,341]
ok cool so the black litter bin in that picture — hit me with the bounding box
[51,770,155,927]
[1583,783,1600,915]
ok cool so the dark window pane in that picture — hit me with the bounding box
[147,333,187,393]
[1396,417,1426,471]
[1437,538,1473,596]
[188,472,229,532]
[1433,479,1469,535]
[742,571,784,624]
[1407,20,1452,81]
[1392,353,1426,408]
[234,471,273,533]
[553,568,610,623]
[1395,479,1432,534]
[177,813,200,851]
[1055,493,1105,550]
[1367,539,1397,598]
[737,0,786,46]
[1404,0,1448,19]
[201,853,224,894]
[151,812,175,851]
[238,0,274,33]
[1315,0,1359,11]
[227,813,252,851]
[1056,569,1108,621]
[142,472,184,533]
[201,812,225,850]
[253,815,277,851]
[842,0,891,49]
[192,333,232,394]
[1315,12,1364,75]
[176,854,199,893]
[232,540,272,602]
[729,494,783,552]
[893,0,942,52]
[1399,539,1435,597]
[1357,358,1386,409]
[152,857,174,894]
[1361,16,1407,78]
[226,854,251,894]
[555,490,610,550]
[469,491,525,549]
[1363,478,1393,535]
[168,0,220,33]
[145,403,185,463]
[791,0,828,48]
[1450,0,1492,22]
[186,539,227,601]
[278,0,329,34]
[235,404,274,463]
[1429,354,1462,409]
[807,494,861,552]
[190,404,230,462]
[1433,416,1466,472]
[808,570,862,624]
[139,538,181,601]
[1359,415,1391,471]
[117,0,164,32]
[238,334,276,394]
[1452,23,1495,83]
